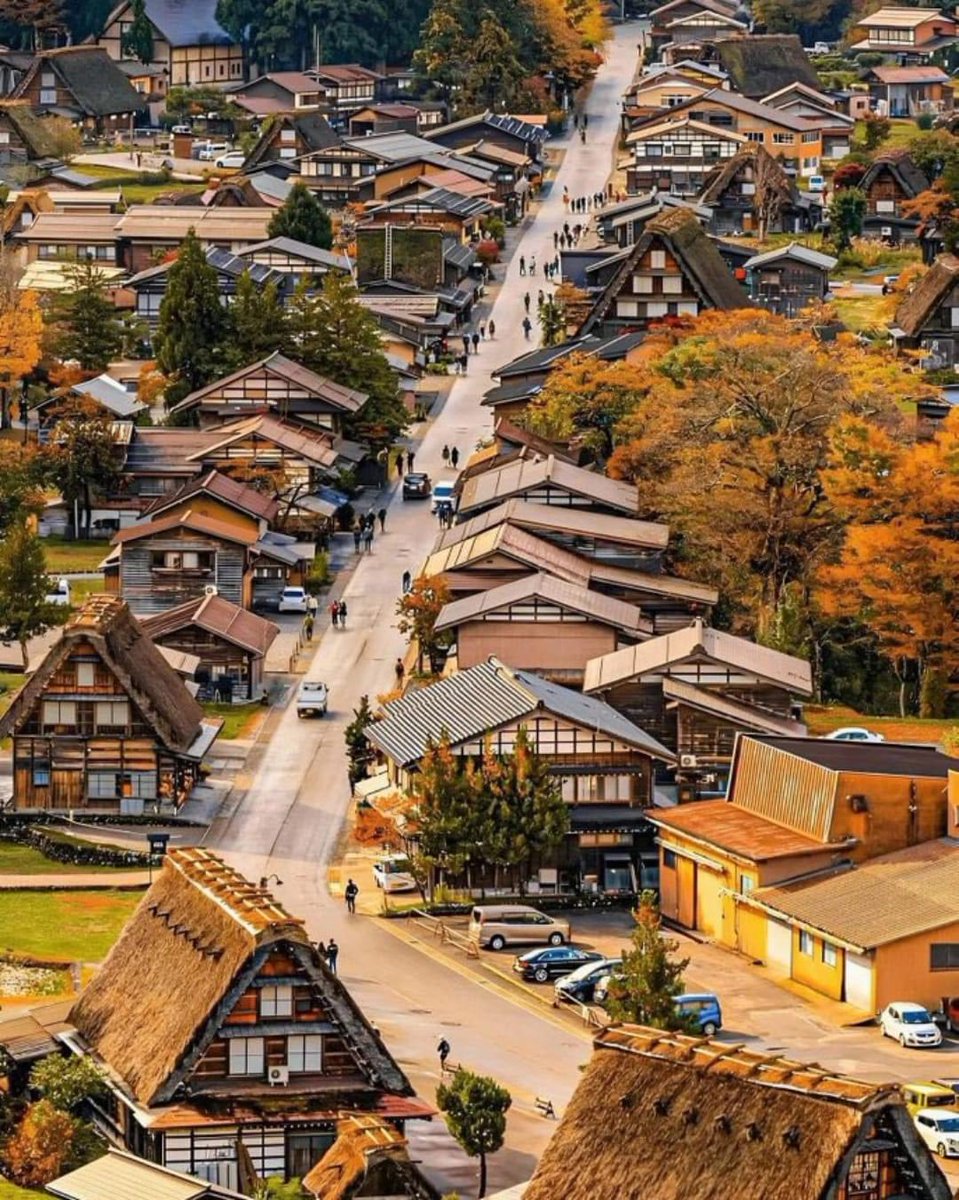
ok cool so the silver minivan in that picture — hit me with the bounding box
[468,904,570,951]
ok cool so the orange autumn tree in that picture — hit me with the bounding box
[396,573,451,674]
[2,1100,78,1186]
[605,309,913,635]
[818,411,959,717]
[524,352,645,458]
[0,289,42,426]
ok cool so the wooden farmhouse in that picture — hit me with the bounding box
[433,498,670,571]
[859,151,930,243]
[625,116,746,198]
[891,253,959,369]
[578,208,749,337]
[97,0,244,88]
[743,243,837,316]
[0,102,60,176]
[524,1026,953,1200]
[141,594,279,702]
[455,455,641,521]
[64,848,431,1188]
[584,620,812,793]
[170,353,366,433]
[0,596,220,813]
[697,143,797,237]
[243,112,339,172]
[141,470,279,534]
[367,656,674,894]
[13,47,141,134]
[127,249,288,331]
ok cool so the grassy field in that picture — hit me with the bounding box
[75,161,206,204]
[0,1180,47,1198]
[0,840,130,876]
[41,537,110,573]
[804,704,954,744]
[0,890,142,962]
[203,701,266,741]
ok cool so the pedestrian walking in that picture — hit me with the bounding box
[406,449,414,472]
[315,939,326,959]
[479,322,486,339]
[553,230,559,249]
[538,289,544,307]
[450,446,459,469]
[573,112,579,130]
[580,128,586,144]
[345,878,358,914]
[326,938,339,974]
[522,316,532,339]
[365,511,375,530]
[459,353,468,374]
[442,444,450,464]
[353,526,362,552]
[583,112,588,129]
[524,291,531,313]
[364,527,373,552]
[378,506,387,532]
[329,600,339,628]
[519,254,526,276]
[395,451,404,477]
[402,569,412,593]
[461,333,470,356]
[304,613,314,641]
[488,319,495,338]
[307,593,318,617]
[395,657,405,686]
[471,331,479,353]
[438,1037,451,1070]
[338,599,347,627]
[529,255,536,275]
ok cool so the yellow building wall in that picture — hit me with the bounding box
[790,928,844,1001]
[736,901,767,961]
[160,497,260,540]
[874,920,959,1012]
[695,864,725,938]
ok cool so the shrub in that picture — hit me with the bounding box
[482,216,505,245]
[475,239,500,266]
[305,551,332,594]
[3,1100,77,1186]
[29,1055,107,1113]
[916,112,935,130]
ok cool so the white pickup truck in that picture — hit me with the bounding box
[296,680,328,718]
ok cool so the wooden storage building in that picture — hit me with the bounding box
[0,596,219,813]
[859,150,930,244]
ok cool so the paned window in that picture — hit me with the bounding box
[228,1037,264,1076]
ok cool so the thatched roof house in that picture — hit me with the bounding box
[711,35,820,99]
[524,1026,952,1200]
[893,254,959,338]
[302,1115,439,1199]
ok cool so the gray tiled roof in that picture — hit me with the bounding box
[366,656,673,767]
[141,0,234,47]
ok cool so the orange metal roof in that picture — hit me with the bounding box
[650,800,850,862]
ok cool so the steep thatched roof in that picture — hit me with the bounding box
[0,103,60,160]
[0,595,203,754]
[698,143,794,208]
[860,149,929,201]
[712,35,820,99]
[302,1115,439,1200]
[70,848,414,1107]
[17,48,141,117]
[524,1026,952,1200]
[893,254,959,337]
[580,207,749,334]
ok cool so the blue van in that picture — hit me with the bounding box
[676,993,722,1036]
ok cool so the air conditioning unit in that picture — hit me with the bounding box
[881,226,893,238]
[679,754,698,769]
[204,584,218,596]
[268,1065,289,1086]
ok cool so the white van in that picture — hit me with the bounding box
[468,904,570,951]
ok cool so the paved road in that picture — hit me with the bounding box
[204,25,639,1196]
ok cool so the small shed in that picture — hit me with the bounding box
[743,243,837,316]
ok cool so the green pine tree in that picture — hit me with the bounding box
[154,230,227,408]
[605,891,699,1032]
[224,272,287,372]
[344,694,376,787]
[436,1068,511,1199]
[267,182,333,250]
[828,187,866,252]
[48,259,124,373]
[0,521,67,665]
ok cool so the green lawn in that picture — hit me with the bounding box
[0,1179,47,1198]
[805,704,954,744]
[73,162,206,205]
[203,701,265,741]
[41,537,110,573]
[0,890,142,962]
[68,578,106,607]
[0,840,131,876]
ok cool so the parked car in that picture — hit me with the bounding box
[403,472,432,500]
[914,1108,959,1158]
[880,1002,943,1047]
[807,174,826,193]
[554,957,622,1004]
[825,727,885,742]
[469,904,570,951]
[514,946,604,983]
[278,586,309,613]
[676,992,723,1036]
[171,123,191,134]
[296,680,328,718]
[198,142,230,161]
[902,1082,958,1115]
[45,578,70,606]
[372,855,417,893]
[431,480,456,514]
[215,151,246,169]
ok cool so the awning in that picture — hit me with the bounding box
[182,718,222,763]
[570,805,653,833]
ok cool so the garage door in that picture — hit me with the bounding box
[844,951,874,1012]
[694,866,724,938]
[766,919,792,974]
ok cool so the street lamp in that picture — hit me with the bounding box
[259,873,283,889]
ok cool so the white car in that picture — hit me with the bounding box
[431,480,456,514]
[879,1002,942,1048]
[214,151,246,170]
[45,578,71,606]
[278,586,309,613]
[825,727,885,742]
[372,855,417,893]
[296,680,328,718]
[914,1108,959,1157]
[198,142,229,161]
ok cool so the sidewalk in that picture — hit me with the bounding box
[0,870,150,889]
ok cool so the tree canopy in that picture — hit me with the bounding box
[267,182,333,250]
[436,1068,511,1199]
[47,259,123,373]
[153,230,227,407]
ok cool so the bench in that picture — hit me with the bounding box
[535,1097,556,1119]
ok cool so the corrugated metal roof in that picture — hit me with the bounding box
[343,131,440,162]
[583,619,813,694]
[47,1146,245,1199]
[458,456,639,518]
[744,243,837,271]
[15,212,119,241]
[434,571,650,633]
[115,205,273,240]
[661,678,806,735]
[366,657,673,767]
[856,6,944,27]
[240,237,352,271]
[434,499,669,552]
[650,798,845,862]
[754,838,959,950]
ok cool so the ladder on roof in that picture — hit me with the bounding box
[384,223,393,280]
